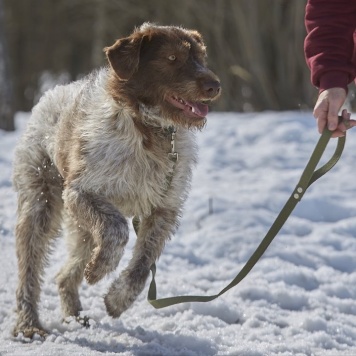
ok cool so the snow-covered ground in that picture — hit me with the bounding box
[1,111,356,356]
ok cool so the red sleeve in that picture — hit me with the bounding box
[304,0,356,92]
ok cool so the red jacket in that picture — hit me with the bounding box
[304,0,356,92]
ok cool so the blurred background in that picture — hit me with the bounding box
[1,0,348,132]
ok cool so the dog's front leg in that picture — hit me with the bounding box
[104,207,178,317]
[63,185,129,285]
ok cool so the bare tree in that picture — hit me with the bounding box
[4,0,312,113]
[0,0,14,131]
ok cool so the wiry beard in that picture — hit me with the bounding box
[138,103,207,131]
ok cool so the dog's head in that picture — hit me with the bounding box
[105,23,221,129]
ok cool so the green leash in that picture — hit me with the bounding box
[137,122,346,309]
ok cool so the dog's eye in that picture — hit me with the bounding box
[168,55,176,61]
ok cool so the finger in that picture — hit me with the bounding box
[316,116,327,134]
[313,96,329,133]
[331,130,346,138]
[326,95,347,130]
[313,104,327,121]
[338,119,356,132]
[327,110,340,131]
[338,109,354,132]
[341,108,351,120]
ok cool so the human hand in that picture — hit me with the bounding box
[313,87,356,137]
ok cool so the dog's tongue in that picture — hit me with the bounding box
[185,101,209,117]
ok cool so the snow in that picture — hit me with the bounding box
[2,111,356,355]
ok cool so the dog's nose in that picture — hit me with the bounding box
[203,80,221,98]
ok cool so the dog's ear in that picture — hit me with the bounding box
[104,35,144,80]
[187,30,204,45]
[186,30,206,52]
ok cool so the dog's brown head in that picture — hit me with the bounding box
[105,23,221,129]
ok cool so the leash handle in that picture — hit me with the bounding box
[145,123,346,309]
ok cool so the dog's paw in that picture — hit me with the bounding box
[77,315,91,328]
[104,277,137,318]
[63,315,91,329]
[104,272,148,318]
[13,325,48,339]
[104,285,126,318]
[84,244,124,285]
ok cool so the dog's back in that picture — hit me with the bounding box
[14,69,109,170]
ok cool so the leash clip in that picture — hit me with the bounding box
[168,126,178,162]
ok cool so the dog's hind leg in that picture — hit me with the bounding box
[104,207,178,317]
[13,152,63,338]
[63,185,129,286]
[56,215,94,320]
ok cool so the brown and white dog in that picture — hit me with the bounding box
[12,23,221,338]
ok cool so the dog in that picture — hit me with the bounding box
[12,23,221,338]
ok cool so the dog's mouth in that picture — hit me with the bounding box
[165,95,210,119]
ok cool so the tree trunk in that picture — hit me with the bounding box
[0,0,14,131]
[91,0,106,68]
